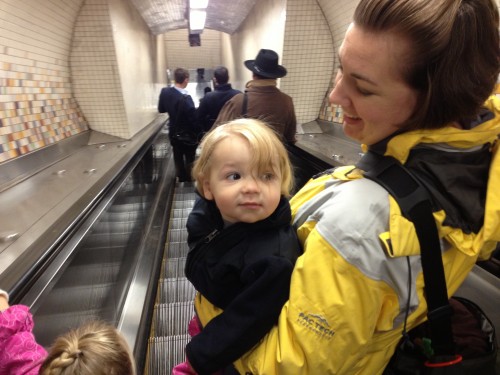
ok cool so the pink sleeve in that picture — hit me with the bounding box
[0,305,47,375]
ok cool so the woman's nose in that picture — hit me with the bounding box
[329,72,350,108]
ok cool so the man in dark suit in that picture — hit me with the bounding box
[158,68,200,182]
[197,66,241,133]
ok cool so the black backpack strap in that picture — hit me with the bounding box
[241,91,248,118]
[359,151,456,358]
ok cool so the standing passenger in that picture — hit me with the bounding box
[215,50,297,144]
[173,119,301,375]
[158,68,200,182]
[195,0,500,373]
[197,66,241,134]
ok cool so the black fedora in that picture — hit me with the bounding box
[244,49,287,79]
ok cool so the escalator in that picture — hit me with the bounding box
[5,123,177,374]
[31,156,156,347]
[145,182,196,374]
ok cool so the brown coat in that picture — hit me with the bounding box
[214,80,297,143]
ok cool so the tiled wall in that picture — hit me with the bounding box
[164,28,222,77]
[2,0,497,164]
[70,0,127,138]
[216,0,340,125]
[316,0,358,124]
[219,0,287,91]
[281,0,335,125]
[0,0,88,163]
[71,0,161,139]
[129,0,354,126]
[0,0,165,165]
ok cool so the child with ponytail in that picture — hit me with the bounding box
[0,289,136,375]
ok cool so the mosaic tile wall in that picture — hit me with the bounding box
[0,0,88,163]
[0,0,162,164]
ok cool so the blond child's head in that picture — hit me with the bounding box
[192,119,294,223]
[39,320,135,375]
[193,119,293,197]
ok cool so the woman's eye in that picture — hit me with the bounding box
[227,172,241,181]
[357,87,373,96]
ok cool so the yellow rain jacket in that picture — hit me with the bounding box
[194,96,500,374]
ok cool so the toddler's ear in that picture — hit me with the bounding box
[202,180,214,200]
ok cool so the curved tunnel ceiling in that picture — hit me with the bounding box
[129,0,259,35]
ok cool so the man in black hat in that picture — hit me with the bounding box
[214,49,297,144]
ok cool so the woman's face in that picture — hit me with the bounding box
[330,23,419,145]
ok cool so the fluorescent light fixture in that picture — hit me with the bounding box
[189,9,206,31]
[190,0,209,8]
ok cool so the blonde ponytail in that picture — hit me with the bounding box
[39,321,136,375]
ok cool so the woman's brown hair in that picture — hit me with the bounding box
[354,0,500,129]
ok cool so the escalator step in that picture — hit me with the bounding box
[168,228,189,243]
[170,208,194,221]
[169,217,188,230]
[146,182,197,374]
[172,199,196,210]
[160,257,187,279]
[147,335,190,375]
[158,278,195,304]
[165,242,189,258]
[152,301,194,336]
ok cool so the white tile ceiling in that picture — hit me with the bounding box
[129,0,258,35]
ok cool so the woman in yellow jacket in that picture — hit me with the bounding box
[194,0,500,373]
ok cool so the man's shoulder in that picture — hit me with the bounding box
[227,91,244,102]
[216,85,241,93]
[210,88,241,97]
[229,88,242,96]
[251,86,293,101]
[161,86,177,95]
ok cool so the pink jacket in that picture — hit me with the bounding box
[0,305,47,375]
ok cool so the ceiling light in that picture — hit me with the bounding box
[189,9,206,32]
[189,0,209,9]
